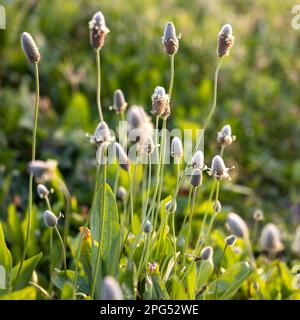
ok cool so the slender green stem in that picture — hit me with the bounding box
[169,58,223,218]
[96,48,103,121]
[168,54,175,98]
[13,63,40,291]
[172,210,177,276]
[153,118,167,232]
[214,244,227,300]
[194,181,217,253]
[204,181,220,246]
[73,163,100,298]
[137,233,148,279]
[180,188,192,234]
[45,196,53,292]
[184,187,197,258]
[54,226,67,274]
[142,155,152,220]
[91,148,107,298]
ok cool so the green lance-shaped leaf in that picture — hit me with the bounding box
[0,222,12,295]
[12,252,42,291]
[207,261,253,300]
[197,259,214,291]
[186,261,197,300]
[0,286,36,300]
[90,183,121,297]
[150,269,170,300]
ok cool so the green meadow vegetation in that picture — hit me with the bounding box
[0,0,300,300]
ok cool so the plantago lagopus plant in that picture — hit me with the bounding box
[13,32,41,290]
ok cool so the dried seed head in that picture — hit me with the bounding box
[114,142,131,171]
[253,209,264,221]
[217,124,236,146]
[90,121,112,145]
[171,137,183,158]
[28,160,57,181]
[37,184,49,199]
[162,22,180,55]
[21,32,40,64]
[213,200,222,213]
[201,246,213,262]
[44,210,59,228]
[190,168,203,188]
[110,89,128,114]
[217,24,234,57]
[143,220,152,234]
[227,212,249,239]
[190,151,205,170]
[151,86,170,118]
[208,155,234,180]
[117,186,127,201]
[165,199,177,213]
[89,11,110,50]
[292,226,300,254]
[225,235,237,247]
[260,223,284,253]
[101,276,123,300]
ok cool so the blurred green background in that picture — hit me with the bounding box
[1,0,300,230]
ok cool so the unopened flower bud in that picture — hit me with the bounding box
[37,184,49,199]
[227,212,249,239]
[225,235,237,247]
[151,86,170,118]
[217,24,234,57]
[253,209,264,221]
[101,276,123,300]
[201,246,213,262]
[213,200,221,213]
[141,136,155,155]
[162,22,180,55]
[171,137,183,158]
[89,11,110,50]
[44,210,59,228]
[21,32,40,64]
[114,142,130,171]
[166,199,177,213]
[117,186,127,201]
[143,220,152,234]
[190,168,202,187]
[110,89,127,113]
[260,223,284,254]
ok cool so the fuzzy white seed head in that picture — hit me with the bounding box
[44,210,59,228]
[260,223,284,254]
[90,121,112,145]
[171,137,183,158]
[101,276,123,300]
[217,124,236,146]
[151,86,170,118]
[217,24,234,57]
[190,151,205,170]
[209,155,233,180]
[111,89,127,114]
[227,212,249,239]
[89,11,110,50]
[21,32,40,64]
[37,184,49,199]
